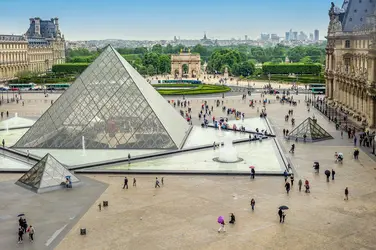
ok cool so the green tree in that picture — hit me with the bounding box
[192,44,208,56]
[233,60,255,76]
[300,56,313,64]
[182,64,189,74]
[152,44,163,54]
[158,54,171,74]
[147,65,156,75]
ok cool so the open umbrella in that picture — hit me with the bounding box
[17,214,25,217]
[325,170,330,176]
[338,152,343,157]
[249,166,255,169]
[217,216,224,224]
[278,205,289,210]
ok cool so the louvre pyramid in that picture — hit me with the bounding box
[14,45,191,149]
[15,153,80,193]
[287,117,333,142]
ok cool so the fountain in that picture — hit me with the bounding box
[82,136,86,156]
[213,132,243,163]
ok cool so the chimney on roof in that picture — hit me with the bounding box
[34,17,41,36]
[54,17,60,32]
[29,18,34,24]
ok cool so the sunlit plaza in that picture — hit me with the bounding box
[0,46,376,250]
[1,0,376,247]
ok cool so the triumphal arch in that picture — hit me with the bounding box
[171,49,201,78]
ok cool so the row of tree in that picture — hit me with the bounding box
[64,43,326,77]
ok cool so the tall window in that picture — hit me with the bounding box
[345,40,351,48]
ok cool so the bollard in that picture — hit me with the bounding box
[80,228,86,235]
[103,201,108,207]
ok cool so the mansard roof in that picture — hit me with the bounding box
[26,19,58,39]
[341,0,376,32]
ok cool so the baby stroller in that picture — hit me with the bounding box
[313,161,319,173]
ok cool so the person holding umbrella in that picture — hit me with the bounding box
[325,170,331,182]
[332,169,335,180]
[217,216,226,233]
[278,206,288,223]
[250,166,255,179]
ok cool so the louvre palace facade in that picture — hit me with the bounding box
[0,17,66,82]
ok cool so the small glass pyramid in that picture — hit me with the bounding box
[15,153,80,193]
[14,45,190,149]
[287,117,333,142]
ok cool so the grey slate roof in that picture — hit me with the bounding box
[341,0,376,32]
[26,19,57,39]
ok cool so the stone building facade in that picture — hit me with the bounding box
[0,17,65,82]
[171,50,201,78]
[325,1,376,128]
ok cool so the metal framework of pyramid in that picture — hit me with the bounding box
[15,153,80,193]
[14,45,191,149]
[287,117,333,142]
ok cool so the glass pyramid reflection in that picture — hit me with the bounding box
[287,117,333,142]
[14,45,191,149]
[15,153,80,193]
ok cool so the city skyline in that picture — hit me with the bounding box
[0,0,343,40]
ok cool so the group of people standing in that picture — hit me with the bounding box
[18,216,35,244]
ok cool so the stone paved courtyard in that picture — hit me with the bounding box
[1,90,376,249]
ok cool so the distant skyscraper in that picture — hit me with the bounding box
[260,33,270,41]
[285,32,290,41]
[245,35,248,41]
[314,29,319,41]
[292,31,298,40]
[271,34,279,43]
[309,33,314,41]
[298,31,307,41]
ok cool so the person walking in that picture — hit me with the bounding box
[123,177,128,189]
[278,209,283,223]
[218,220,226,233]
[285,181,291,195]
[250,198,255,211]
[325,170,331,182]
[2,139,4,148]
[331,169,335,180]
[133,177,136,187]
[161,177,164,186]
[128,153,131,164]
[18,226,24,243]
[298,179,303,192]
[27,225,35,242]
[344,187,349,200]
[251,168,255,179]
[155,177,160,188]
[290,174,294,186]
[283,170,288,182]
[289,144,295,153]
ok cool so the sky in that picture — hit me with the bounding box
[0,0,344,41]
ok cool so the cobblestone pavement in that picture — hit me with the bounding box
[1,92,376,250]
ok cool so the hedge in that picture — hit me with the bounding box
[262,63,322,75]
[156,84,231,95]
[52,63,90,74]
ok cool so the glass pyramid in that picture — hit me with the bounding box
[14,45,191,149]
[287,117,333,142]
[15,153,80,193]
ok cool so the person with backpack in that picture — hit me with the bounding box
[27,225,35,242]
